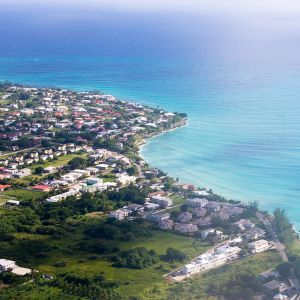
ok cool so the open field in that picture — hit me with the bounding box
[29,153,88,170]
[0,193,14,204]
[0,221,210,299]
[1,189,45,201]
[3,220,282,300]
[170,195,186,206]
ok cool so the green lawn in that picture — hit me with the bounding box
[171,195,186,206]
[0,193,14,204]
[0,219,283,300]
[2,189,45,201]
[4,224,210,299]
[29,153,88,171]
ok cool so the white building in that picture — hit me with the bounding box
[182,253,227,275]
[248,239,270,253]
[86,177,103,185]
[215,245,241,257]
[109,208,130,220]
[14,168,32,178]
[81,178,106,193]
[193,190,209,196]
[5,200,20,207]
[201,228,223,240]
[116,173,136,186]
[151,195,173,207]
[0,259,16,272]
[187,198,208,208]
[46,186,81,203]
[174,223,198,234]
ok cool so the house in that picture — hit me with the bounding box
[159,219,174,230]
[273,294,288,300]
[205,201,221,212]
[40,155,49,161]
[5,200,20,207]
[0,259,16,272]
[210,210,230,220]
[192,207,207,218]
[215,245,241,257]
[0,184,11,192]
[31,185,52,192]
[242,228,266,241]
[233,219,255,232]
[25,158,34,165]
[144,202,160,211]
[182,253,227,275]
[30,152,39,159]
[116,173,136,186]
[248,239,270,253]
[177,212,193,223]
[201,228,223,240]
[193,190,209,197]
[44,149,53,155]
[124,204,144,213]
[263,280,290,294]
[81,183,106,193]
[46,187,81,203]
[174,223,198,234]
[73,169,91,177]
[44,166,56,174]
[150,195,173,208]
[187,198,208,208]
[14,168,32,178]
[193,217,212,227]
[11,267,32,276]
[86,177,103,185]
[145,213,170,223]
[259,269,280,282]
[86,167,99,175]
[96,163,109,170]
[109,208,130,220]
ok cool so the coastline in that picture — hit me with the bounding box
[138,120,188,153]
[1,82,300,299]
[0,81,296,219]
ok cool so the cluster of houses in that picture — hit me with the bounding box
[0,143,93,180]
[44,150,137,203]
[2,85,289,293]
[0,85,185,209]
[109,193,173,220]
[258,269,299,300]
[178,238,273,278]
[0,85,184,153]
[143,197,246,235]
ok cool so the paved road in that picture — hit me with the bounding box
[257,212,288,262]
[256,211,300,293]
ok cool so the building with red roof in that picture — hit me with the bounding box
[31,185,52,192]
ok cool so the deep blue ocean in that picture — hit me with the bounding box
[1,6,300,226]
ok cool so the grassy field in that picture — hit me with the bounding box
[171,195,186,206]
[0,216,284,300]
[1,189,45,201]
[2,222,210,299]
[0,193,14,204]
[29,153,88,171]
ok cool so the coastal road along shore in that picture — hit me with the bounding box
[256,211,300,292]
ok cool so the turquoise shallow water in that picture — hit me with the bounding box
[1,8,300,226]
